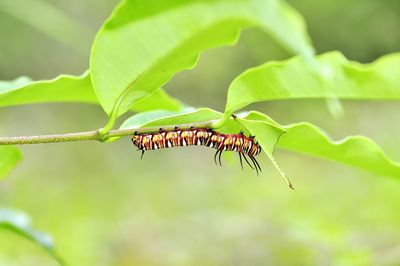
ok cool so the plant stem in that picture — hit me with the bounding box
[0,120,217,145]
[0,130,101,145]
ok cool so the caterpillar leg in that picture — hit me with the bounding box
[214,149,220,166]
[238,152,244,170]
[242,153,255,170]
[250,155,262,173]
[249,155,259,175]
[140,150,145,160]
[248,155,258,175]
[214,149,223,167]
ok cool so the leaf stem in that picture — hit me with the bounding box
[0,120,218,145]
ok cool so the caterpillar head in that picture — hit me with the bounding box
[132,131,141,148]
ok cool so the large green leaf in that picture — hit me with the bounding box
[223,51,400,117]
[0,146,22,182]
[0,209,63,265]
[243,111,400,178]
[90,0,314,120]
[0,73,181,112]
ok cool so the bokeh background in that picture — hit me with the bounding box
[1,0,400,265]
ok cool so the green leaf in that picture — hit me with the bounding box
[0,72,96,107]
[120,108,222,130]
[234,116,293,188]
[130,88,182,112]
[0,209,64,265]
[244,111,400,179]
[0,73,182,112]
[0,76,33,91]
[223,51,400,117]
[0,146,22,182]
[279,124,400,178]
[91,0,314,119]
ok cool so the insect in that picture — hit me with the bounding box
[131,127,263,174]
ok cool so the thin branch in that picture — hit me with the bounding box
[0,130,101,145]
[0,120,217,145]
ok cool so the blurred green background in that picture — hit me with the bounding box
[1,0,400,265]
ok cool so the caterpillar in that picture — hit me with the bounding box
[131,127,262,174]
